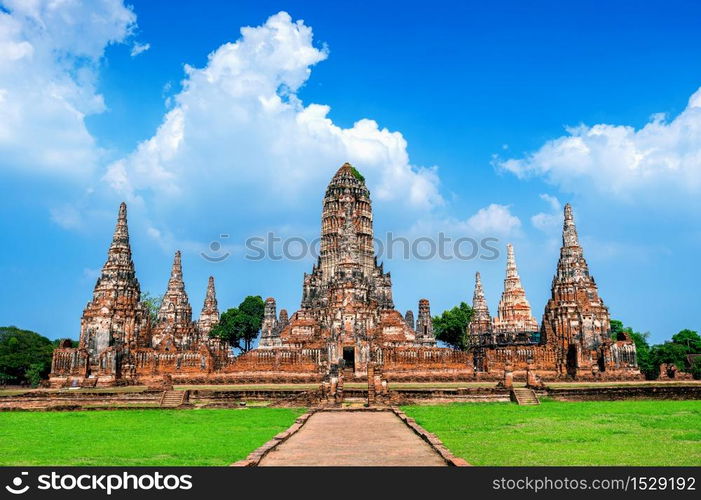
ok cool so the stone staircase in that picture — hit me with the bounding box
[159,390,186,408]
[511,388,540,406]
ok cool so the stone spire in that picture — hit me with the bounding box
[110,202,129,251]
[415,299,436,345]
[506,244,517,279]
[541,203,617,375]
[259,297,281,347]
[278,309,289,327]
[473,272,489,314]
[197,276,219,336]
[563,203,580,248]
[404,310,415,330]
[100,202,137,289]
[154,251,194,347]
[468,272,493,337]
[78,202,149,363]
[494,244,538,336]
[319,163,374,280]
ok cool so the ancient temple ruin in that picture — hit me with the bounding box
[258,164,441,375]
[50,164,639,387]
[50,164,462,387]
[467,204,639,380]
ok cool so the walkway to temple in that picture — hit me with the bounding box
[258,411,447,466]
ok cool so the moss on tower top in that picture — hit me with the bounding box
[350,166,365,183]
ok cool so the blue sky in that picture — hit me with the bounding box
[1,0,700,344]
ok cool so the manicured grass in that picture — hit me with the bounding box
[0,408,305,466]
[402,400,701,466]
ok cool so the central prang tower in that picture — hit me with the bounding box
[260,163,435,372]
[319,163,376,282]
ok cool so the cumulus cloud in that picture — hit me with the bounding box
[495,88,701,200]
[410,204,522,239]
[105,12,443,213]
[463,204,522,236]
[130,41,150,57]
[0,0,135,175]
[531,194,562,232]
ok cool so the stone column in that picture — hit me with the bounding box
[503,362,513,389]
[526,358,537,388]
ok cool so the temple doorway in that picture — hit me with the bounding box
[343,347,355,371]
[566,344,578,378]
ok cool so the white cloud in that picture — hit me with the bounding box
[464,204,522,236]
[130,41,150,57]
[50,204,83,229]
[105,11,443,213]
[0,0,135,175]
[495,88,701,200]
[410,204,522,239]
[531,193,562,232]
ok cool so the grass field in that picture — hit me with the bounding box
[0,408,305,466]
[402,400,701,466]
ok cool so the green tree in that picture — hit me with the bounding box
[0,326,56,386]
[671,329,701,353]
[210,296,265,353]
[140,292,163,323]
[650,342,689,370]
[610,319,626,339]
[629,331,657,379]
[690,357,701,380]
[432,302,473,351]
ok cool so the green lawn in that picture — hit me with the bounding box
[402,400,701,466]
[0,408,305,466]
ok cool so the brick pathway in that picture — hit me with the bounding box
[258,411,447,466]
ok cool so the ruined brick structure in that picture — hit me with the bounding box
[50,203,226,387]
[468,272,493,341]
[50,164,466,387]
[50,166,638,386]
[467,204,639,380]
[151,251,197,351]
[197,276,220,337]
[493,244,539,341]
[540,204,638,378]
[258,164,447,378]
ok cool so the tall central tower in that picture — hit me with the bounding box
[261,162,432,363]
[319,163,375,281]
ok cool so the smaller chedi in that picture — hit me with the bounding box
[50,203,226,387]
[467,203,639,380]
[493,243,539,342]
